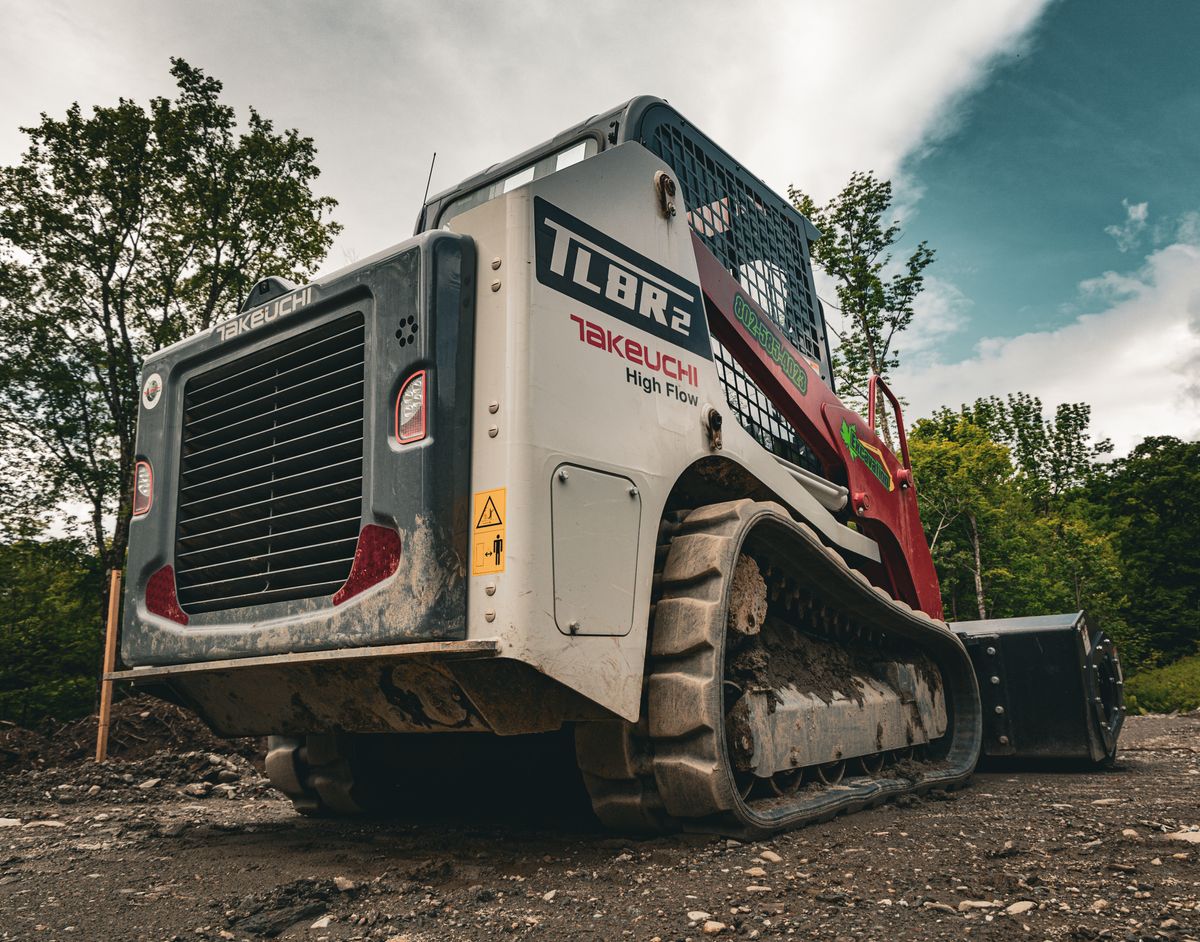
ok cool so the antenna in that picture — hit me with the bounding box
[422,151,437,206]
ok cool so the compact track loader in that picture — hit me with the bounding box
[115,96,1124,835]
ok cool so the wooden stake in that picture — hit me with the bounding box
[95,568,122,763]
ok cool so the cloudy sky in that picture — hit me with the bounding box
[2,0,1196,452]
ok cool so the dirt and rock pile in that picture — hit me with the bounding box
[0,695,259,771]
[0,707,1197,941]
[0,695,269,808]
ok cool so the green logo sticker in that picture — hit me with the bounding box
[840,419,894,492]
[732,294,808,395]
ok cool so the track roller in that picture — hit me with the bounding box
[265,734,380,815]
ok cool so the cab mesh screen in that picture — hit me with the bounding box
[641,113,825,470]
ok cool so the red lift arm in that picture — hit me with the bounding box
[692,234,943,618]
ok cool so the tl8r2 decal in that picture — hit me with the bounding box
[534,197,711,359]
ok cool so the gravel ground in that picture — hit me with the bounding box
[0,711,1196,942]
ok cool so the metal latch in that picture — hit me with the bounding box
[654,171,677,219]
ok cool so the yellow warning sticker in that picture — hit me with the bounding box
[472,487,506,574]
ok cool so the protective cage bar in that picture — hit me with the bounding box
[174,311,366,614]
[710,335,819,470]
[638,118,824,365]
[636,107,828,471]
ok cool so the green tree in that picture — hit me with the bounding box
[909,414,1012,619]
[955,393,1113,508]
[0,538,103,725]
[790,171,935,450]
[0,59,341,582]
[1095,436,1200,662]
[912,400,1144,666]
[909,413,1133,653]
[0,453,48,541]
[983,502,1137,659]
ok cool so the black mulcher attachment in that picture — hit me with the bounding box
[953,612,1124,766]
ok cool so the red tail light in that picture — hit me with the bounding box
[132,460,153,516]
[395,370,427,443]
[333,525,402,605]
[146,565,188,625]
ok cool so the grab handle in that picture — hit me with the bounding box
[867,374,912,474]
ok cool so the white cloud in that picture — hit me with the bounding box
[0,0,1056,540]
[897,276,971,357]
[813,268,968,371]
[897,237,1200,454]
[1174,210,1200,246]
[0,0,1053,265]
[1105,199,1150,253]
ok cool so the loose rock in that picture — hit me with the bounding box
[0,707,1194,942]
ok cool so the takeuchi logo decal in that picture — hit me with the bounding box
[732,293,808,395]
[840,419,894,491]
[141,372,163,410]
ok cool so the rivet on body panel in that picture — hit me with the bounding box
[484,610,496,623]
[485,584,496,596]
[491,280,501,292]
[491,257,502,270]
[488,401,499,414]
[488,426,499,438]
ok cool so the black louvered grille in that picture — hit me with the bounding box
[174,313,365,615]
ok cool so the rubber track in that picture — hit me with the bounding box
[579,499,983,838]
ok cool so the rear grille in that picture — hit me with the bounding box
[174,312,365,615]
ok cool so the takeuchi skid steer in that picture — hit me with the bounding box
[114,96,1124,836]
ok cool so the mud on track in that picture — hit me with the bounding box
[1,711,1197,941]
